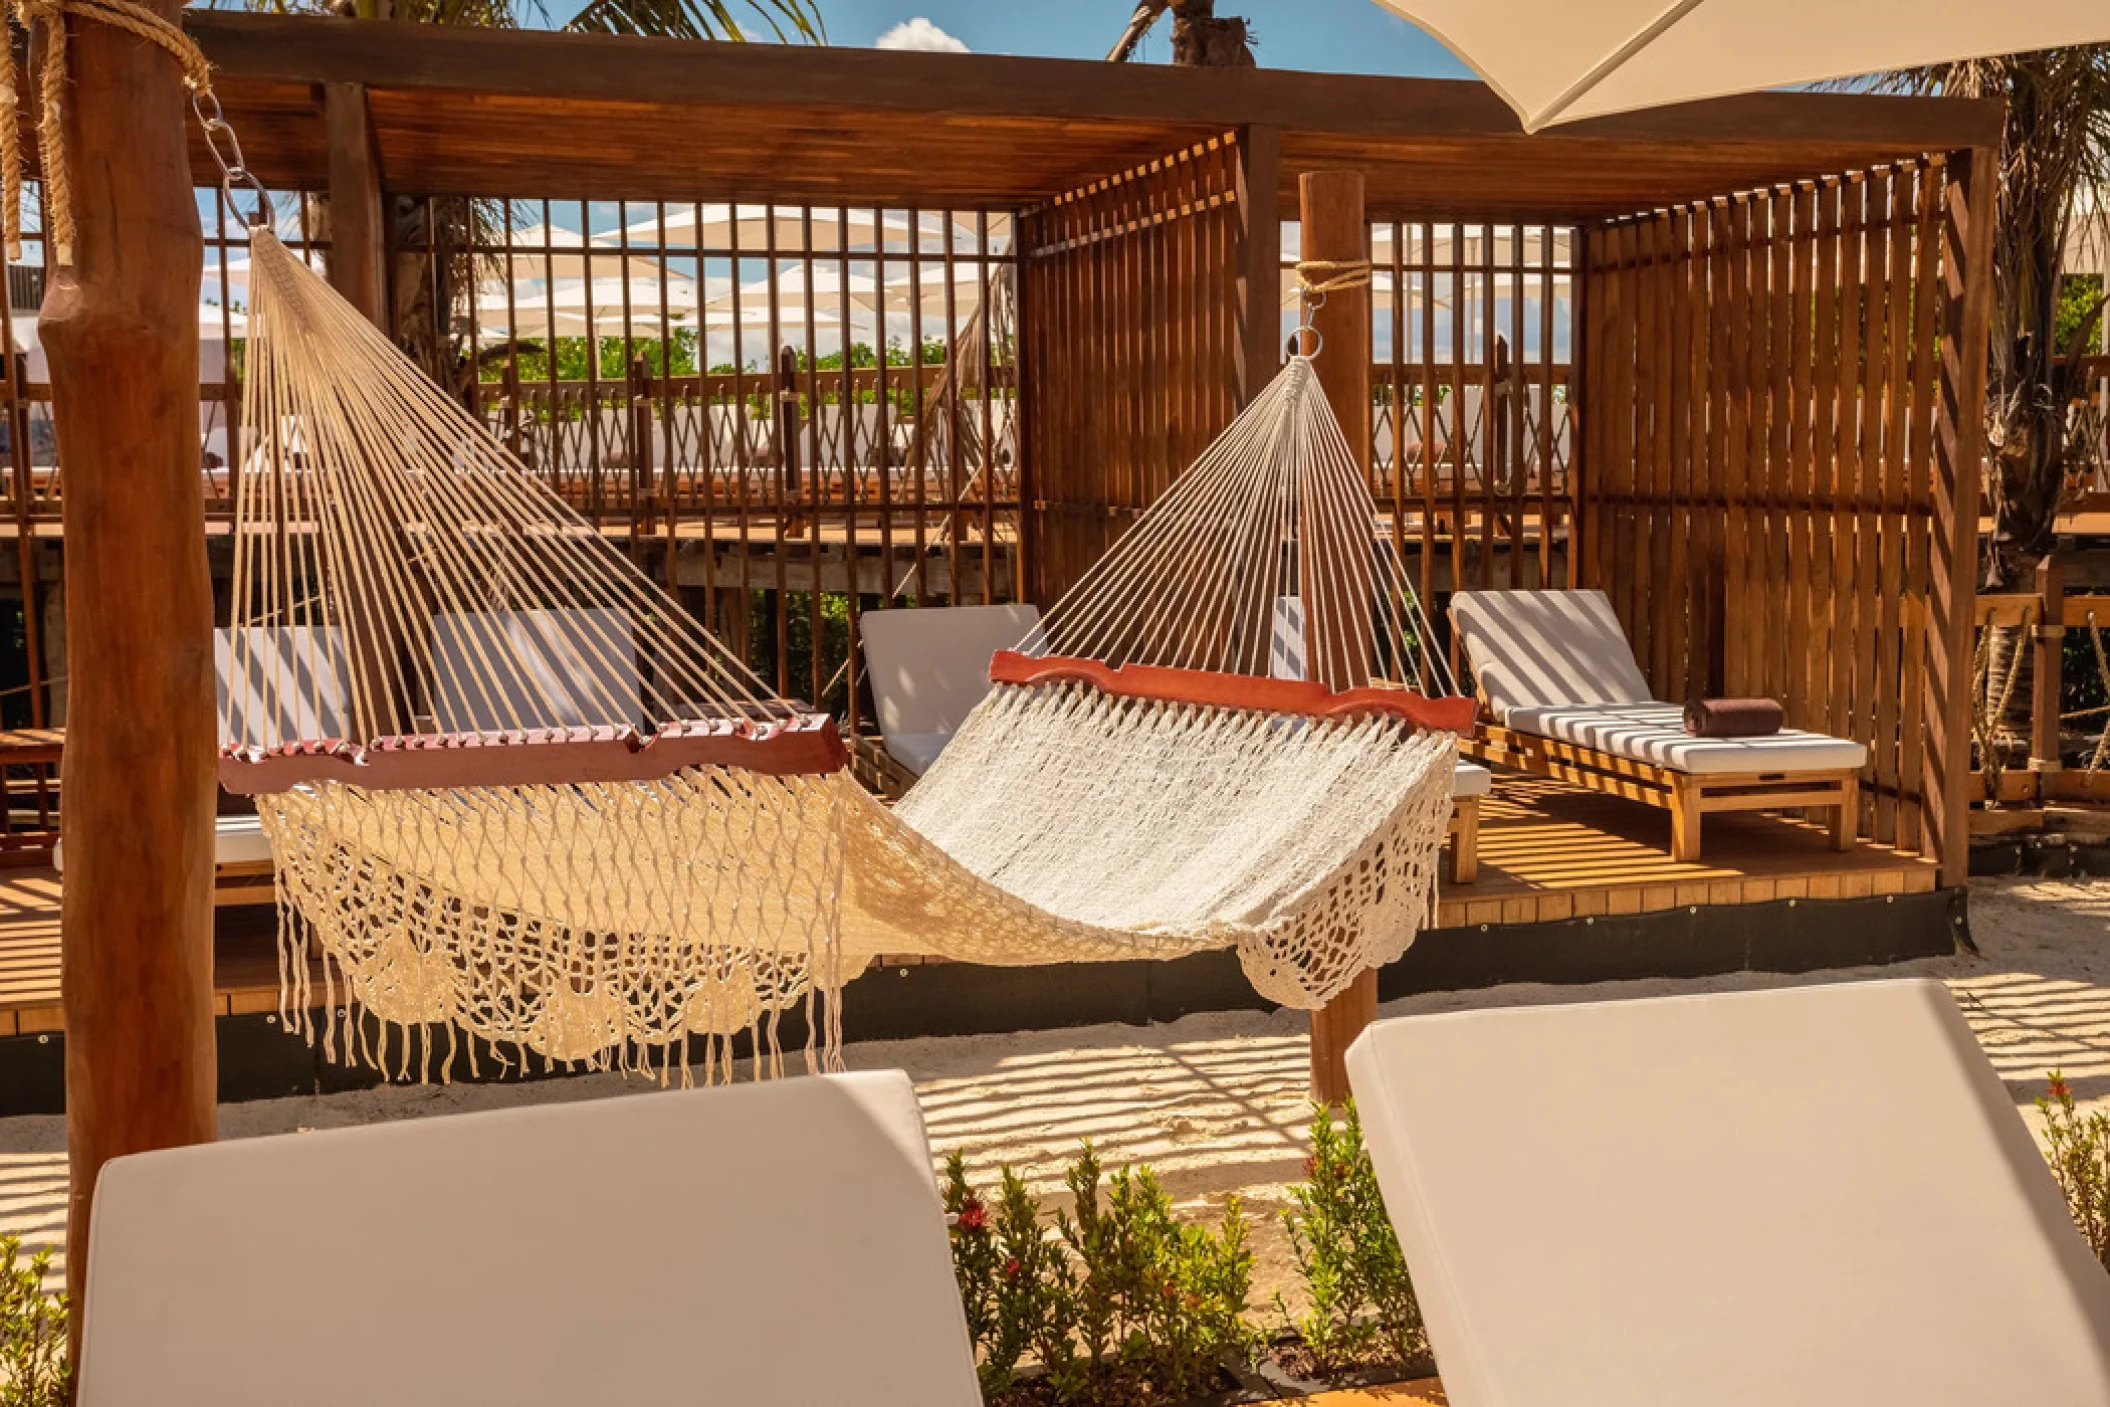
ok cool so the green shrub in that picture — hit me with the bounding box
[0,1234,69,1407]
[944,1143,1254,1404]
[1278,1101,1426,1373]
[2040,1071,2110,1267]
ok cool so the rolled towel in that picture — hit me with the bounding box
[1683,697,1783,738]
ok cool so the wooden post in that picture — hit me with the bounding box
[1300,169,1376,1105]
[40,0,217,1335]
[1925,148,1996,889]
[2031,554,2065,778]
[1233,124,1282,410]
[322,83,387,325]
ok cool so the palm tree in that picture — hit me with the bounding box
[223,0,826,390]
[1107,0,1254,67]
[1872,50,2109,587]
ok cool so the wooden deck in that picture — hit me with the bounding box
[1439,775,1937,929]
[0,777,1938,1039]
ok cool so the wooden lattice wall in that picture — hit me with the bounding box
[1017,132,1273,604]
[1576,155,1987,871]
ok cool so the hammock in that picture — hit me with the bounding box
[223,229,1468,1078]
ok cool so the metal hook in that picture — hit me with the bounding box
[192,88,273,231]
[1288,285,1326,360]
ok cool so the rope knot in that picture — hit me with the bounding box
[0,0,217,267]
[1294,258,1373,297]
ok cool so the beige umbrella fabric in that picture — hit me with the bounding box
[1370,0,2110,131]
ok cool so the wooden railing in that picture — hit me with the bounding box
[1970,556,2110,824]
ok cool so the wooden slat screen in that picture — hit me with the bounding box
[1348,223,1577,644]
[1579,159,1951,851]
[421,197,1024,721]
[1018,135,1247,605]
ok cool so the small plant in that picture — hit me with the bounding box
[2040,1072,2110,1268]
[943,1144,1254,1404]
[1278,1101,1426,1373]
[1056,1149,1254,1401]
[0,1233,70,1407]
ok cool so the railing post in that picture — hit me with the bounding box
[2031,554,2066,783]
[628,353,654,547]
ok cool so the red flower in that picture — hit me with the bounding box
[1003,1257,1022,1279]
[956,1198,988,1234]
[2049,1076,2073,1102]
[1303,1156,1318,1180]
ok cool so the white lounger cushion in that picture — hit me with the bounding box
[1505,702,1866,774]
[76,1070,981,1407]
[860,603,1041,777]
[1453,589,1868,775]
[1452,588,1652,719]
[55,813,270,874]
[1346,981,2110,1407]
[1451,758,1491,798]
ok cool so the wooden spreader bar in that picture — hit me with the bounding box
[989,651,1477,734]
[217,713,847,795]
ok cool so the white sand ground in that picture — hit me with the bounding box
[3,874,2108,1309]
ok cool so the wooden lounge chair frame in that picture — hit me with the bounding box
[1465,723,1856,863]
[1450,589,1863,863]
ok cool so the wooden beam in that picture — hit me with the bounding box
[40,0,218,1340]
[184,13,2004,155]
[1233,124,1281,409]
[1300,169,1377,1106]
[322,82,387,325]
[1925,148,1996,889]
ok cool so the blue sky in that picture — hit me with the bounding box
[617,1,1472,78]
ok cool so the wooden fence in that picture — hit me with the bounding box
[1577,158,1971,859]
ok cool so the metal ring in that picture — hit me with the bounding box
[1286,323,1323,360]
[224,169,272,230]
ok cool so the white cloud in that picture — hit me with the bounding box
[876,17,968,53]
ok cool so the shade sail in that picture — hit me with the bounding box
[1371,0,2110,131]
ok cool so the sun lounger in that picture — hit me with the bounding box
[1347,980,2110,1406]
[1451,588,1865,860]
[74,1069,981,1407]
[857,602,1043,790]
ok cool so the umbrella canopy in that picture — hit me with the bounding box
[475,273,712,341]
[491,222,666,282]
[1371,1,2110,131]
[614,204,1012,255]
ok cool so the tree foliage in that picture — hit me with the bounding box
[1870,50,2110,583]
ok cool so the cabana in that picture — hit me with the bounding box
[5,12,1995,1298]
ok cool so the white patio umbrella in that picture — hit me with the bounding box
[490,222,666,282]
[1370,1,2110,131]
[615,204,1011,254]
[476,274,711,341]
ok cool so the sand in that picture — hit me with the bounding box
[4,872,2108,1309]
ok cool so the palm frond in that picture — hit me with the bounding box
[1108,1,1169,63]
[565,0,824,43]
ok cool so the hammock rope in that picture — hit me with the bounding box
[11,7,1470,1076]
[217,230,1465,1078]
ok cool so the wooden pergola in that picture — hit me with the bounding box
[53,9,1998,1305]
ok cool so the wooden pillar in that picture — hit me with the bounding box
[1926,148,1996,889]
[1233,124,1282,409]
[2031,554,2065,778]
[323,83,387,326]
[1300,169,1377,1105]
[40,0,217,1334]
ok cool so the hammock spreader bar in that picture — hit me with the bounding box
[217,714,847,795]
[989,651,1478,734]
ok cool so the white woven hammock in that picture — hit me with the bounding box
[223,230,1465,1079]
